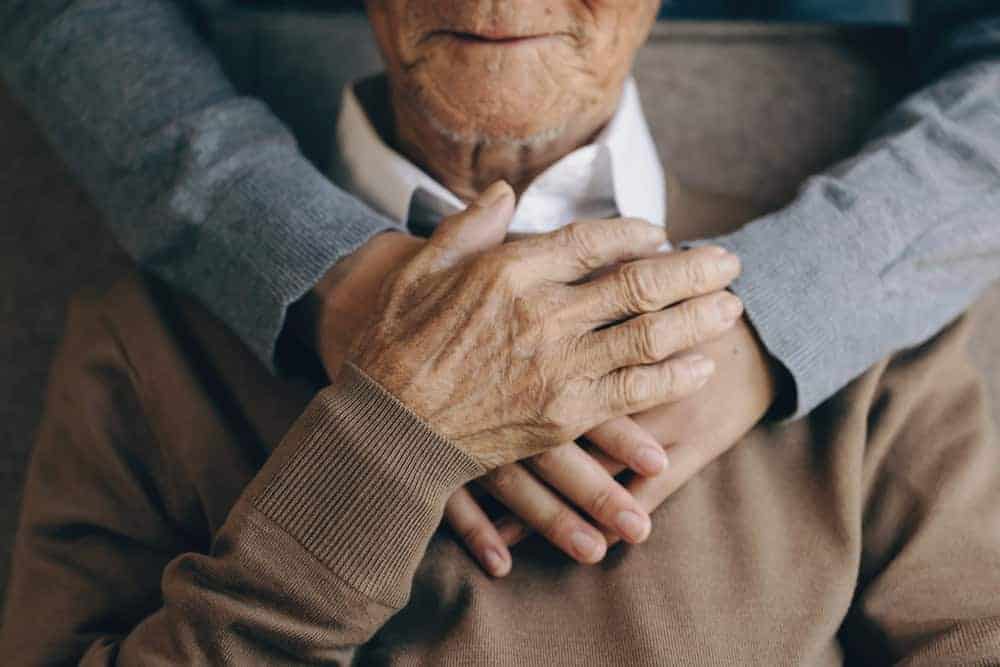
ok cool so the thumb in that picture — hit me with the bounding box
[426,180,515,270]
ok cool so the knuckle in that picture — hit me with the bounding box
[563,222,604,271]
[635,317,664,362]
[684,257,712,293]
[619,263,660,313]
[589,486,617,519]
[657,363,678,396]
[616,217,657,248]
[664,360,692,396]
[542,507,577,542]
[679,301,708,347]
[623,370,653,406]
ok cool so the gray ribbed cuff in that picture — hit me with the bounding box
[185,153,400,372]
[690,190,865,421]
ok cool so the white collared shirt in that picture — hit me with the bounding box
[330,76,668,241]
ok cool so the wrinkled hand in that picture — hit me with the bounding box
[300,185,751,575]
[347,181,743,471]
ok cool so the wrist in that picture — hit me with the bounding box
[285,232,421,353]
[738,313,794,421]
[315,231,424,317]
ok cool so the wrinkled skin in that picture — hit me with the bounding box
[349,182,743,469]
[365,0,660,198]
[300,1,778,574]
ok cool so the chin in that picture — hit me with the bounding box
[401,52,603,146]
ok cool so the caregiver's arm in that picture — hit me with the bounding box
[0,0,400,369]
[709,1,1000,418]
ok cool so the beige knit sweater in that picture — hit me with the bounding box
[2,274,999,665]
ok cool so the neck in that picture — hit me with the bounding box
[388,84,617,202]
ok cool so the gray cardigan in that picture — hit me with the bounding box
[2,1,998,418]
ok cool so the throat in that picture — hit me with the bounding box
[385,82,611,202]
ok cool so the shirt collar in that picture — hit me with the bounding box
[331,76,666,235]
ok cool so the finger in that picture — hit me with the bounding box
[417,180,515,271]
[603,438,715,547]
[578,291,743,376]
[584,416,668,477]
[444,487,512,577]
[597,353,715,420]
[567,246,741,327]
[503,218,668,283]
[525,442,652,544]
[500,429,639,549]
[479,462,608,564]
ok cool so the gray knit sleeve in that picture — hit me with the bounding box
[707,10,1000,418]
[0,0,399,369]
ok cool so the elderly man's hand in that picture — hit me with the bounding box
[302,190,752,575]
[347,182,742,471]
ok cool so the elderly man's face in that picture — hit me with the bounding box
[366,0,659,146]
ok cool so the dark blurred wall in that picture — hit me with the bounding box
[233,1,910,24]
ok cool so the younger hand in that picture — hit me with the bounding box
[447,313,777,575]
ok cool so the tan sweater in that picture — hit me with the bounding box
[2,274,999,665]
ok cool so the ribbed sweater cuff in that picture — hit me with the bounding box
[688,195,851,421]
[178,147,401,374]
[253,363,485,607]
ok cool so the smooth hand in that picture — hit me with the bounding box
[309,231,425,379]
[461,313,778,574]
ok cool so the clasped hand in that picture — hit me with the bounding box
[312,181,773,576]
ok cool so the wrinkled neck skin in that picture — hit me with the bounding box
[388,80,619,202]
[386,81,764,242]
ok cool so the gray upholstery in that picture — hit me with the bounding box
[2,18,998,596]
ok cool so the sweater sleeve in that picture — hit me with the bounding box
[0,0,399,370]
[0,298,484,664]
[95,365,484,665]
[704,6,1000,419]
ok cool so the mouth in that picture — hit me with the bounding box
[428,30,562,47]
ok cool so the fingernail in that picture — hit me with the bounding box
[716,292,744,323]
[634,446,667,475]
[571,531,603,562]
[483,548,509,577]
[615,511,650,543]
[475,180,513,209]
[703,245,728,256]
[717,252,741,275]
